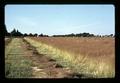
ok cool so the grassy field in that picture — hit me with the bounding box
[5,37,12,46]
[24,37,115,78]
[5,37,115,78]
[5,38,33,78]
[5,38,78,78]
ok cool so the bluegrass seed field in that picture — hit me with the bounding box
[24,37,115,78]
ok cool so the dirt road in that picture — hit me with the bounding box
[5,38,80,78]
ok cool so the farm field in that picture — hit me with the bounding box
[5,38,80,78]
[24,37,115,78]
[5,37,12,46]
[5,37,115,78]
[5,4,115,78]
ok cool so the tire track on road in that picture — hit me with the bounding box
[5,38,80,78]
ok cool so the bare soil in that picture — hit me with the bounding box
[22,38,82,78]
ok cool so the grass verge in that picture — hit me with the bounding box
[5,38,33,78]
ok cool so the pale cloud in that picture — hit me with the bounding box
[55,22,101,34]
[16,16,38,27]
[10,16,41,33]
[72,22,100,29]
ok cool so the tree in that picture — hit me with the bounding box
[11,28,17,36]
[69,33,75,37]
[29,33,33,36]
[23,33,28,37]
[4,25,11,36]
[16,29,23,36]
[10,28,23,36]
[109,34,113,37]
[39,33,43,37]
[82,32,89,37]
[34,33,38,37]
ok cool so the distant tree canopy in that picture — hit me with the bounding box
[5,27,23,37]
[5,25,11,36]
[10,28,23,36]
[4,27,114,37]
[52,33,114,37]
[23,33,28,37]
[38,33,49,37]
[39,33,43,37]
[28,33,34,36]
[53,32,95,37]
[34,33,38,37]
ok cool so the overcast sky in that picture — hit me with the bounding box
[5,5,115,36]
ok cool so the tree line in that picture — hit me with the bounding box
[5,27,114,37]
[5,28,48,37]
[53,33,114,37]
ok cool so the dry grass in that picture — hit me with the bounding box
[30,37,114,56]
[5,37,12,46]
[5,38,33,78]
[24,37,115,78]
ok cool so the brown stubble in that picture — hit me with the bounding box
[30,37,115,69]
[25,37,115,77]
[30,37,114,56]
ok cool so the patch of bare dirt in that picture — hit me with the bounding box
[21,38,83,78]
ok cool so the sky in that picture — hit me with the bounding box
[5,5,115,36]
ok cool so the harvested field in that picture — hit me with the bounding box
[24,37,115,78]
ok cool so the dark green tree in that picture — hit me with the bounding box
[34,33,38,37]
[29,33,33,36]
[10,28,23,36]
[11,28,17,36]
[23,33,28,37]
[39,33,43,37]
[4,25,10,36]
